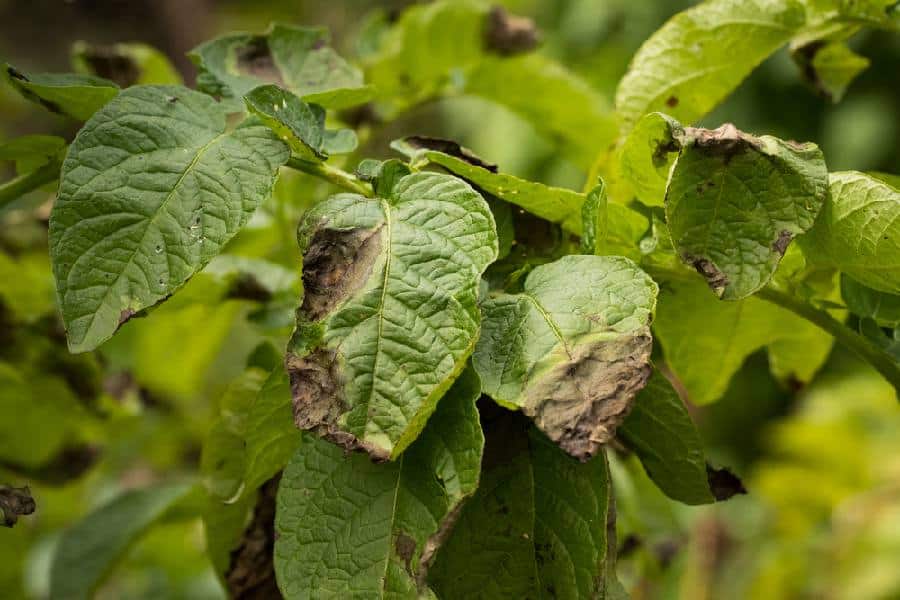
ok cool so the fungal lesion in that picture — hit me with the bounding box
[523,328,653,462]
[687,255,730,298]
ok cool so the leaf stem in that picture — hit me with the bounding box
[0,161,60,208]
[285,156,373,197]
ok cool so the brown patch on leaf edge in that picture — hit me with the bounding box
[688,256,729,297]
[484,5,541,56]
[401,136,498,172]
[77,45,141,87]
[684,123,763,165]
[706,465,747,501]
[225,475,282,599]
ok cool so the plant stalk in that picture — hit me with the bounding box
[0,161,60,208]
[285,156,373,198]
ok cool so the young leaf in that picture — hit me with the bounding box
[50,482,197,600]
[274,368,483,598]
[800,171,900,294]
[393,136,585,233]
[4,65,119,120]
[286,171,497,460]
[580,182,609,255]
[49,85,290,352]
[429,409,616,599]
[190,24,372,111]
[618,369,745,504]
[244,84,357,160]
[842,275,900,328]
[71,41,183,86]
[615,0,805,130]
[474,255,658,460]
[666,123,828,299]
[619,111,684,207]
[0,135,66,175]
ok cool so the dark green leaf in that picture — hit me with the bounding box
[5,64,119,120]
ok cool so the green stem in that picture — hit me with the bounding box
[646,263,900,391]
[0,161,60,208]
[285,156,373,197]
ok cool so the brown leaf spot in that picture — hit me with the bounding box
[524,328,653,461]
[772,230,793,255]
[77,45,140,87]
[395,532,417,574]
[118,308,135,326]
[689,256,729,297]
[400,136,498,172]
[225,475,282,599]
[706,465,746,501]
[484,5,541,56]
[0,485,35,527]
[665,95,679,108]
[235,37,285,86]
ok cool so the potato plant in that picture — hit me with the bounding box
[1,0,899,598]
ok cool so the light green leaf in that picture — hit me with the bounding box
[474,255,658,460]
[274,367,483,598]
[190,23,372,110]
[429,413,615,599]
[653,276,832,404]
[0,252,55,322]
[867,171,900,188]
[615,0,805,130]
[72,41,183,86]
[800,171,900,294]
[666,123,828,299]
[619,369,726,505]
[619,112,684,207]
[393,136,586,233]
[202,367,299,504]
[286,171,497,460]
[0,135,66,175]
[842,275,900,328]
[49,482,197,600]
[581,182,609,255]
[49,85,290,352]
[4,64,119,121]
[793,40,869,102]
[244,84,357,161]
[465,54,618,168]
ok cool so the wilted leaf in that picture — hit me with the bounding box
[0,485,35,527]
[666,123,828,299]
[615,0,804,130]
[800,171,900,294]
[49,85,289,352]
[72,41,183,86]
[474,255,658,460]
[286,171,497,459]
[274,368,483,598]
[429,407,616,598]
[190,23,372,111]
[4,64,119,120]
[50,482,197,600]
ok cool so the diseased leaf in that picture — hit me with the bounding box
[666,123,828,299]
[244,84,357,160]
[225,475,282,599]
[615,0,804,130]
[274,368,483,598]
[286,171,497,459]
[72,41,183,86]
[618,369,745,504]
[0,485,35,527]
[50,482,197,600]
[800,171,900,294]
[190,23,372,111]
[4,64,119,120]
[49,85,290,352]
[474,255,658,460]
[0,134,66,175]
[842,275,900,328]
[793,40,869,102]
[619,111,684,207]
[429,408,615,599]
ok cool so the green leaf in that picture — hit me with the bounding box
[581,182,609,255]
[274,367,483,598]
[0,252,55,322]
[4,64,119,121]
[619,112,684,207]
[666,123,828,299]
[800,171,900,294]
[474,255,658,460]
[0,135,66,175]
[72,41,183,86]
[244,84,357,161]
[49,85,290,352]
[614,0,805,130]
[202,367,299,504]
[793,40,869,102]
[49,482,197,600]
[619,369,745,505]
[842,275,900,328]
[429,411,616,599]
[286,171,497,460]
[393,136,586,233]
[465,54,618,168]
[190,23,372,111]
[653,277,833,404]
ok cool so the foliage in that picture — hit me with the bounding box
[1,0,899,598]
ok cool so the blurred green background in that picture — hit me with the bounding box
[1,1,899,598]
